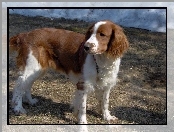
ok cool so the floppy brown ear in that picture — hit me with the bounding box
[106,24,129,59]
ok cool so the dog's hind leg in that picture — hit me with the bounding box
[12,51,43,115]
[22,79,39,105]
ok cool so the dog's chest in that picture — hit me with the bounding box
[95,58,121,88]
[96,66,117,88]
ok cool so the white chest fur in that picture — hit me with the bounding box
[82,54,121,90]
[95,55,121,89]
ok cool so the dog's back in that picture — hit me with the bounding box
[9,28,86,73]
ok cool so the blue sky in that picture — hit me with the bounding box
[3,2,173,32]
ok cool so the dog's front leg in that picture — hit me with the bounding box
[73,82,88,124]
[102,87,117,122]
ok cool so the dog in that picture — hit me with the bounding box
[9,20,129,124]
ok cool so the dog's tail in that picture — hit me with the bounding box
[9,33,29,70]
[9,34,21,54]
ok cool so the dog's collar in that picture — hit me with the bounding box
[93,55,99,73]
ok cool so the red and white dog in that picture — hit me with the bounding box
[10,20,129,124]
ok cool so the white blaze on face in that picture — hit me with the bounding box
[86,21,106,52]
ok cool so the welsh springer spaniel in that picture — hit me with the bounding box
[9,20,129,124]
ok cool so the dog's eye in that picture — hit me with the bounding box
[100,33,105,36]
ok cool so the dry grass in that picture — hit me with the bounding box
[8,14,166,124]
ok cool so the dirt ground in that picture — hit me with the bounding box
[8,14,166,124]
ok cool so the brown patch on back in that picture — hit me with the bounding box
[9,28,87,74]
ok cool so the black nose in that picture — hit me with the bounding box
[84,46,90,51]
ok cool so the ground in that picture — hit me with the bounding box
[8,14,166,124]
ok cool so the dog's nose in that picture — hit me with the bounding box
[84,46,90,51]
[84,42,94,52]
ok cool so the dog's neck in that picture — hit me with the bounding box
[93,53,120,74]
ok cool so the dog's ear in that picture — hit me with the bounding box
[107,24,129,59]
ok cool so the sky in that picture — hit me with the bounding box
[3,2,174,32]
[8,8,166,32]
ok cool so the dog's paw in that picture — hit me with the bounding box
[107,115,118,123]
[103,110,118,123]
[13,106,27,115]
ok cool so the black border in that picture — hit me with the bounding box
[7,7,167,126]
